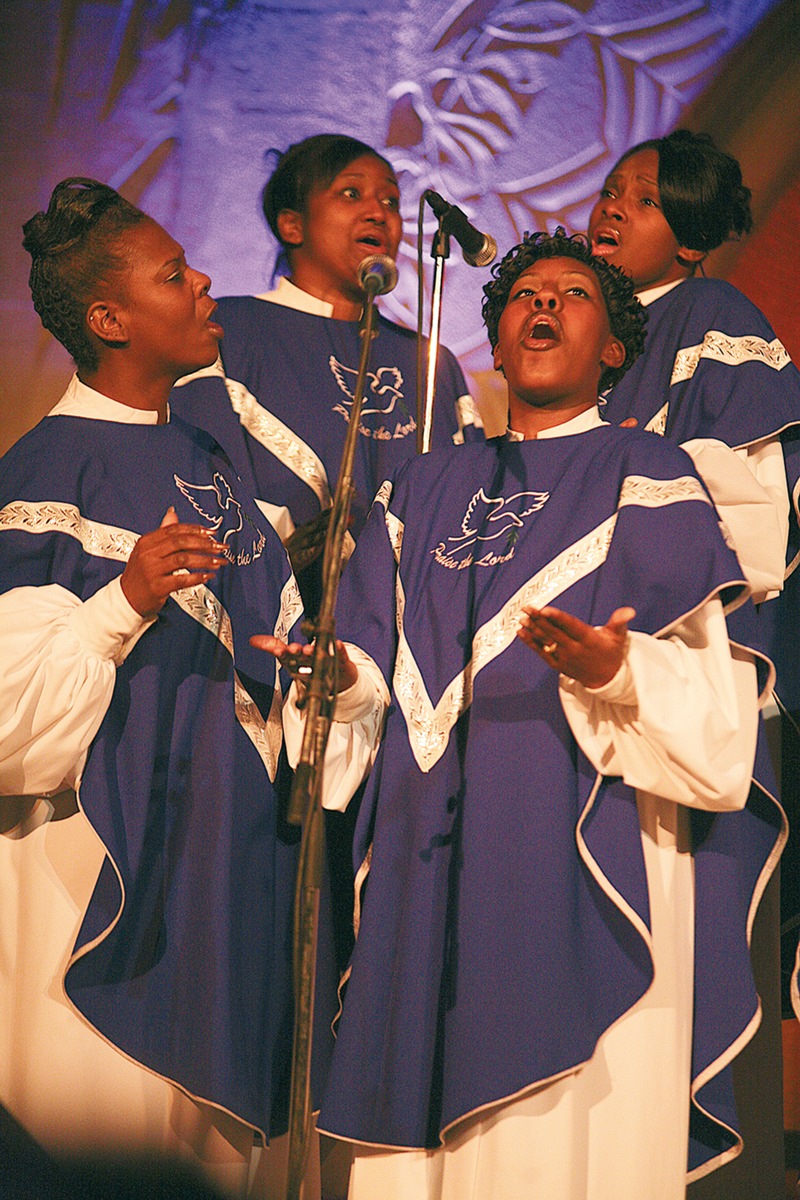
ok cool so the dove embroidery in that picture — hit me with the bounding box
[433,487,550,569]
[174,473,267,566]
[174,472,243,542]
[328,357,415,440]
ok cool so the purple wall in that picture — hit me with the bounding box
[0,0,794,448]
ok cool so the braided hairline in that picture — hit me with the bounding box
[23,179,146,372]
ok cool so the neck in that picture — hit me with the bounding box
[80,362,171,423]
[289,267,364,321]
[637,259,696,291]
[507,397,596,439]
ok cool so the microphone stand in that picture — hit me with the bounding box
[283,274,384,1200]
[417,209,450,455]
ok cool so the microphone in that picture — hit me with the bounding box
[357,254,399,296]
[423,189,497,267]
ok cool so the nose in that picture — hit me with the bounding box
[533,290,559,310]
[362,193,386,224]
[601,194,625,222]
[191,267,211,295]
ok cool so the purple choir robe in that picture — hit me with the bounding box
[0,412,335,1139]
[600,277,800,707]
[169,299,478,540]
[316,426,783,1178]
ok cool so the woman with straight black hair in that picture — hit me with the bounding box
[171,132,482,618]
[590,131,800,1197]
[589,128,800,684]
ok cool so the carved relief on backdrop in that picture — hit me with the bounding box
[0,0,790,449]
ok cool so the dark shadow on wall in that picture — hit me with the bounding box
[680,0,800,359]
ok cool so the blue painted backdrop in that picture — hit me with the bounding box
[0,0,793,446]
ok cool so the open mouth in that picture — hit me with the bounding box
[356,233,385,252]
[591,229,619,253]
[203,301,223,337]
[526,315,560,343]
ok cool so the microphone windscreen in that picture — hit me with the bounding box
[357,254,398,296]
[466,235,498,268]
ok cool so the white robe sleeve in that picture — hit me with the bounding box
[680,436,787,602]
[559,598,757,812]
[281,643,390,812]
[0,580,153,796]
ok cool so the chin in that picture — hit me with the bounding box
[198,343,222,367]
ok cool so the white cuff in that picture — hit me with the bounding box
[333,664,384,721]
[575,644,637,705]
[68,576,154,665]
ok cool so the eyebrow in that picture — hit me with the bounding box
[161,253,186,271]
[514,268,598,284]
[607,171,658,187]
[338,169,399,187]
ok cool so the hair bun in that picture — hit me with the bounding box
[23,177,144,373]
[656,130,753,251]
[21,211,55,259]
[22,178,122,261]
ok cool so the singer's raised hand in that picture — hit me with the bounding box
[518,604,635,689]
[121,507,227,617]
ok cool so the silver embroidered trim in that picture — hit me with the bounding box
[385,511,404,565]
[234,670,280,782]
[671,331,792,385]
[0,500,138,560]
[644,404,668,436]
[276,573,304,642]
[618,473,710,508]
[170,580,233,653]
[1,500,284,783]
[224,375,333,509]
[260,572,305,779]
[374,480,393,511]
[375,480,403,562]
[394,515,617,773]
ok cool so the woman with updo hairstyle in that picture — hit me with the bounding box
[170,131,482,622]
[24,181,147,372]
[0,178,335,1199]
[588,126,800,668]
